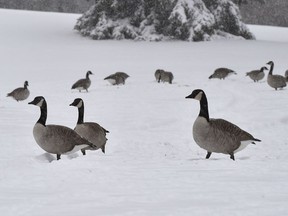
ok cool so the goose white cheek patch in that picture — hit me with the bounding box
[76,100,83,108]
[36,99,44,107]
[194,92,203,101]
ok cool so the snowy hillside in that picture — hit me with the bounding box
[1,9,288,216]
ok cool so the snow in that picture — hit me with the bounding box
[1,8,288,216]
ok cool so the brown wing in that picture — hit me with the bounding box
[208,118,257,153]
[47,124,94,148]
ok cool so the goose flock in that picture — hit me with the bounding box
[5,61,287,161]
[209,61,288,91]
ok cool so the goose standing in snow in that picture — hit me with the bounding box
[71,71,93,92]
[209,68,236,80]
[186,89,261,160]
[7,81,30,101]
[104,72,129,85]
[70,98,109,155]
[266,61,286,90]
[246,66,267,82]
[28,96,96,160]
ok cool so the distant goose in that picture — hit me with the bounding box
[71,71,93,92]
[209,68,237,80]
[28,96,96,160]
[104,72,129,85]
[70,98,109,155]
[266,61,287,90]
[246,66,267,82]
[7,81,30,101]
[155,69,174,84]
[186,89,260,160]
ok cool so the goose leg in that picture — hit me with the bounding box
[230,153,235,161]
[206,152,212,159]
[101,145,106,154]
[81,149,86,155]
[57,154,61,160]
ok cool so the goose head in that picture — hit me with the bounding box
[266,61,274,66]
[28,96,45,107]
[70,98,83,108]
[24,81,29,87]
[87,71,93,76]
[186,89,209,121]
[261,66,268,71]
[185,89,204,101]
[228,70,237,75]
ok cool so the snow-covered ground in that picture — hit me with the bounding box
[1,9,288,216]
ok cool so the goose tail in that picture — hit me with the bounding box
[251,138,261,144]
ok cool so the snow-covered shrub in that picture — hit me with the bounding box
[74,0,255,41]
[204,0,254,39]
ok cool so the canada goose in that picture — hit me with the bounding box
[70,98,109,155]
[266,61,286,90]
[155,69,174,84]
[104,72,129,85]
[209,68,237,80]
[71,71,93,92]
[185,89,260,160]
[246,67,267,82]
[7,81,30,101]
[28,96,96,160]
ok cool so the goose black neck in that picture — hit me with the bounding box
[269,62,274,75]
[24,84,28,89]
[37,100,47,126]
[77,105,84,124]
[199,93,209,121]
[86,73,90,79]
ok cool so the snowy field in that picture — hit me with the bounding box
[1,9,288,216]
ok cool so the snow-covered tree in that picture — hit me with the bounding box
[74,0,254,41]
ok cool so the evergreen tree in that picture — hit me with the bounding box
[74,0,255,41]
